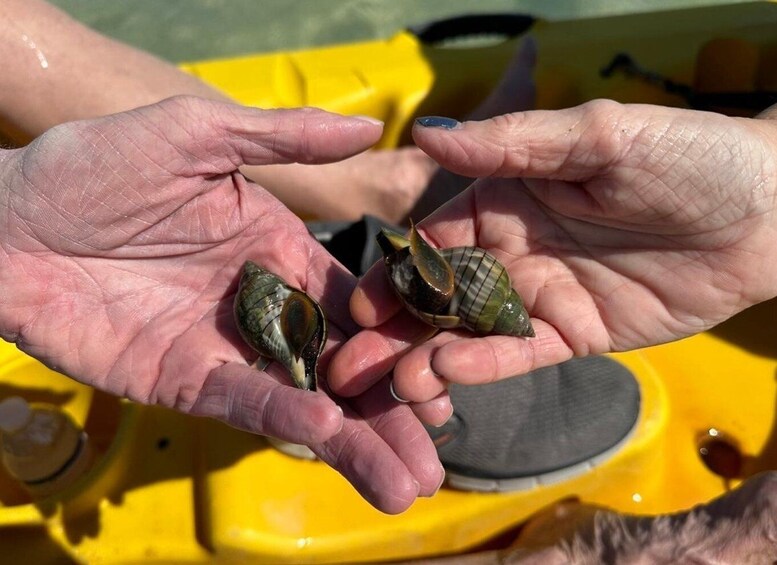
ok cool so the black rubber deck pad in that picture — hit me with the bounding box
[427,356,641,488]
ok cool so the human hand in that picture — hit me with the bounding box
[245,37,536,224]
[330,100,777,419]
[0,96,442,513]
[0,0,534,227]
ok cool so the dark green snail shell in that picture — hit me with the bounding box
[233,261,327,391]
[443,246,533,336]
[377,227,534,338]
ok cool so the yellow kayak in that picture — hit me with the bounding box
[2,2,777,562]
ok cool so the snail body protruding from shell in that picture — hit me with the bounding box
[233,261,327,391]
[377,225,534,338]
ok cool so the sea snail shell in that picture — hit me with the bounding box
[377,225,535,338]
[233,261,327,391]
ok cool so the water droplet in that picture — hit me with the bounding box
[20,33,49,69]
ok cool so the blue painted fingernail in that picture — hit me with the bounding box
[415,116,460,129]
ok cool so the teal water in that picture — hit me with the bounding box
[50,0,750,63]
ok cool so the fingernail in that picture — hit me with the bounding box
[354,115,384,126]
[423,466,446,497]
[415,116,461,129]
[432,404,454,428]
[434,466,446,494]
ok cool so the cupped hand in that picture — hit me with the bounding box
[0,96,442,513]
[246,37,536,224]
[329,100,777,415]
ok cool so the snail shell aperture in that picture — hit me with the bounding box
[377,225,535,337]
[233,261,327,391]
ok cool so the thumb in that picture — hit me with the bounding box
[123,95,384,174]
[412,98,638,181]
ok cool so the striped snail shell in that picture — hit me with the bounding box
[377,225,534,337]
[233,261,327,391]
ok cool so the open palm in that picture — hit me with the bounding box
[0,96,441,513]
[330,100,777,413]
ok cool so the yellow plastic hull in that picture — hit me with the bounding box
[2,3,777,562]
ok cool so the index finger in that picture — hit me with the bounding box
[349,260,403,328]
[327,309,437,396]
